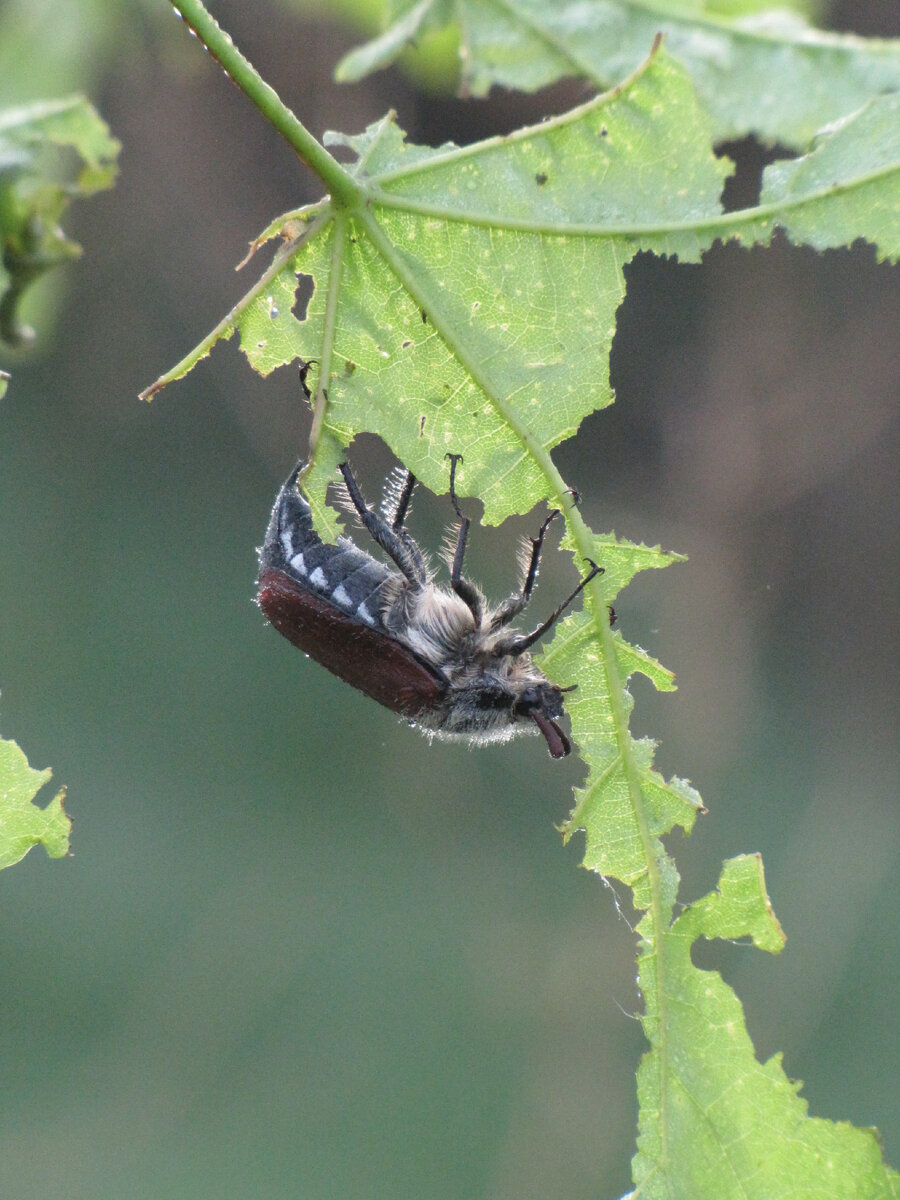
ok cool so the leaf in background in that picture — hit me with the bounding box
[0,733,70,870]
[0,96,119,347]
[630,856,900,1199]
[335,0,900,148]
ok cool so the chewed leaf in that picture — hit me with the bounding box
[336,0,900,148]
[539,601,703,908]
[574,531,687,598]
[631,857,900,1199]
[678,852,784,952]
[0,734,71,870]
[758,92,900,262]
[280,48,731,526]
[614,637,676,693]
[148,45,735,525]
[147,45,900,532]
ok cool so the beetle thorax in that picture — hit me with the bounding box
[382,579,547,692]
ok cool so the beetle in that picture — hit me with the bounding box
[257,455,601,758]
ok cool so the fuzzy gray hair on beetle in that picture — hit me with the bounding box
[257,455,601,758]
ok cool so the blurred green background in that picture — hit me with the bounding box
[0,3,897,1198]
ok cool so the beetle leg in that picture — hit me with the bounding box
[491,509,561,630]
[444,454,482,623]
[496,559,604,655]
[390,469,417,532]
[339,462,428,586]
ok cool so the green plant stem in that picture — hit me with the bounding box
[168,0,361,208]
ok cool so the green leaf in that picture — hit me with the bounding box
[0,95,120,347]
[630,856,900,1199]
[148,46,900,508]
[757,94,900,261]
[336,0,900,148]
[153,47,731,516]
[687,91,900,264]
[0,733,70,870]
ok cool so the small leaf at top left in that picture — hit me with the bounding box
[0,96,119,348]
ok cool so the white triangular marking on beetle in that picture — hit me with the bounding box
[332,583,352,610]
[357,601,376,626]
[290,551,307,575]
[309,567,327,589]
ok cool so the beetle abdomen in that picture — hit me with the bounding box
[257,464,448,717]
[260,463,395,629]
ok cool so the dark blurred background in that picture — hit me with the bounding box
[0,2,897,1198]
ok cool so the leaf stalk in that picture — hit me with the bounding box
[167,0,361,210]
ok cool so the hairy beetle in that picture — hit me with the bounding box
[257,456,600,758]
